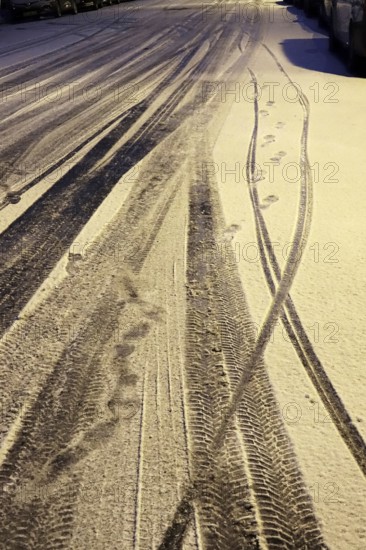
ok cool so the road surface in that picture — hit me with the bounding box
[0,1,366,548]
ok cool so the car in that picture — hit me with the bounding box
[1,0,77,20]
[62,0,77,14]
[76,0,102,10]
[327,0,366,72]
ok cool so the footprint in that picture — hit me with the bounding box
[112,272,139,301]
[260,195,279,209]
[261,135,276,147]
[226,223,241,233]
[253,172,265,182]
[275,121,285,129]
[117,299,127,310]
[123,277,139,300]
[259,110,269,117]
[119,372,138,386]
[115,343,135,358]
[84,418,117,442]
[125,322,150,340]
[266,101,275,106]
[223,224,241,241]
[278,151,287,157]
[49,445,88,476]
[254,168,266,182]
[142,304,165,321]
[270,157,281,163]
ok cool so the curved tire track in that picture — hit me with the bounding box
[246,59,366,478]
[0,11,254,548]
[0,141,190,549]
[0,14,233,337]
[159,99,324,548]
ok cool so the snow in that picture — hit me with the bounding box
[214,2,366,547]
[1,0,366,547]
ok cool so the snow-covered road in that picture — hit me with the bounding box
[0,1,365,548]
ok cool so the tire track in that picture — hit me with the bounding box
[0,51,177,203]
[245,58,366,478]
[0,144,190,549]
[0,11,259,547]
[159,34,327,548]
[0,0,247,200]
[0,19,101,60]
[0,6,305,547]
[212,57,313,435]
[164,172,259,550]
[0,14,227,337]
[0,9,206,188]
[0,9,201,92]
[159,129,325,548]
[0,127,189,433]
[0,3,251,338]
[0,4,153,69]
[0,5,215,182]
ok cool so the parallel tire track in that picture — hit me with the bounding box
[0,19,103,61]
[0,4,152,69]
[0,11,261,548]
[199,120,325,548]
[0,9,207,189]
[159,139,325,548]
[0,6,333,549]
[159,23,325,544]
[0,144,189,549]
[160,168,259,550]
[0,14,227,337]
[246,61,366,477]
